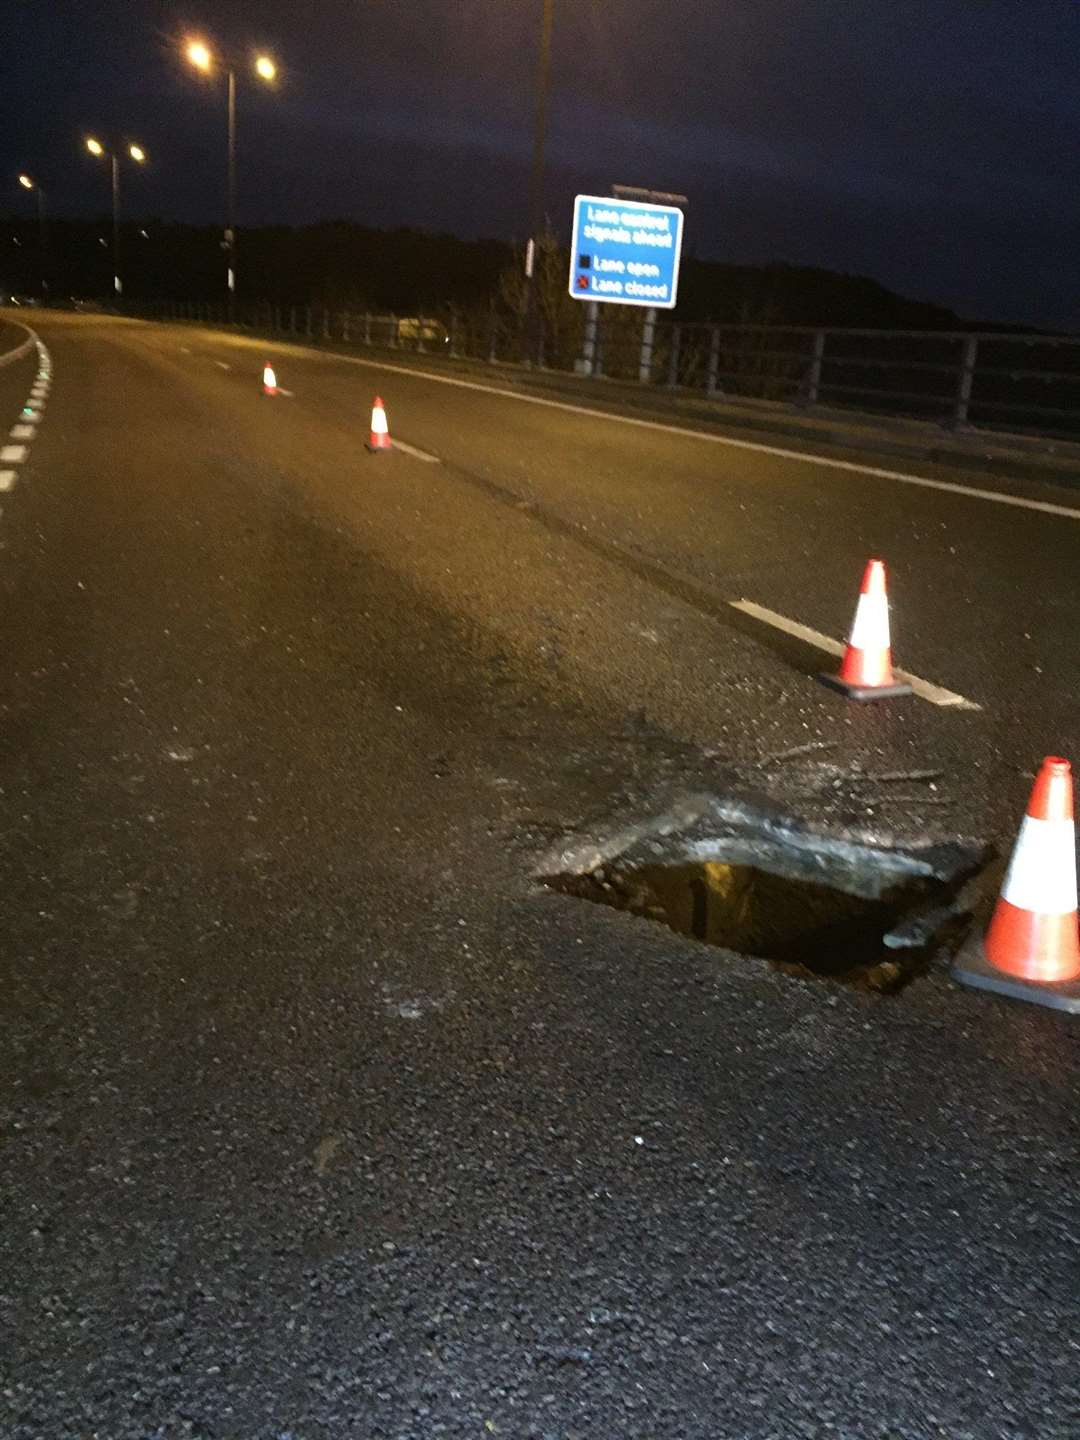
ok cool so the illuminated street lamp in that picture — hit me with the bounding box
[17,173,48,297]
[84,137,148,297]
[184,37,279,321]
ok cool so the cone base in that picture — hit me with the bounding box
[365,441,391,453]
[819,672,913,703]
[952,933,1080,1014]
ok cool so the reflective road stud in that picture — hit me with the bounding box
[820,558,912,701]
[954,756,1080,1013]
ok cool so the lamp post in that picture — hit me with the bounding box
[523,0,555,363]
[85,137,147,298]
[18,174,48,297]
[185,38,278,323]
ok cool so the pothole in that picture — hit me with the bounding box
[542,804,984,994]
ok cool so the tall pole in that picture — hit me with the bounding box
[111,154,121,296]
[34,187,48,298]
[524,0,554,363]
[226,67,237,322]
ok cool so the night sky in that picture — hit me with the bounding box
[3,1,1078,327]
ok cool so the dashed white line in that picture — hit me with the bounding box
[0,471,15,490]
[391,438,441,464]
[10,423,36,439]
[729,598,980,709]
[213,360,231,370]
[1,445,28,463]
[288,347,1080,524]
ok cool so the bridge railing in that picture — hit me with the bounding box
[131,299,1080,439]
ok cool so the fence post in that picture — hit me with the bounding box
[304,305,313,337]
[341,311,350,342]
[803,329,826,406]
[488,307,499,363]
[448,307,458,358]
[417,318,426,354]
[321,307,330,339]
[388,312,397,348]
[666,322,682,389]
[363,312,372,346]
[638,307,656,384]
[952,335,978,428]
[706,326,722,396]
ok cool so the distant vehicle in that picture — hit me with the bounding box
[395,316,449,349]
[7,294,40,307]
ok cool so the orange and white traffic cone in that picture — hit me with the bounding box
[820,558,912,701]
[954,756,1080,1012]
[366,396,392,452]
[262,363,278,396]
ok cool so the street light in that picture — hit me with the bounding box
[524,0,555,364]
[184,36,279,322]
[84,136,148,298]
[16,173,48,297]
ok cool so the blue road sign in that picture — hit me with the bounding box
[568,194,685,309]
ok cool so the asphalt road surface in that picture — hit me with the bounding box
[2,312,1077,1439]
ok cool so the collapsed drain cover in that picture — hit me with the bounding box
[543,809,982,993]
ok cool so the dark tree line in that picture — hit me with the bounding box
[0,212,981,330]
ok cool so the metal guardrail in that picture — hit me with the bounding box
[134,299,1080,438]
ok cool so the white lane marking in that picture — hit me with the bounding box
[275,386,294,397]
[300,349,1080,523]
[0,444,27,463]
[213,360,231,370]
[729,598,980,710]
[0,471,15,490]
[0,323,35,368]
[10,424,36,439]
[391,438,440,464]
[180,345,192,354]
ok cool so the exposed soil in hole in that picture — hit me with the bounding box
[547,858,967,993]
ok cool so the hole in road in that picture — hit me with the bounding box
[546,848,977,994]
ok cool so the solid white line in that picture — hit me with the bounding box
[306,349,1080,523]
[10,423,35,439]
[729,598,980,710]
[0,471,15,490]
[391,438,440,464]
[0,445,27,463]
[0,322,35,368]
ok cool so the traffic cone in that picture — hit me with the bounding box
[262,363,278,396]
[954,757,1080,1013]
[820,558,912,701]
[366,396,392,452]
